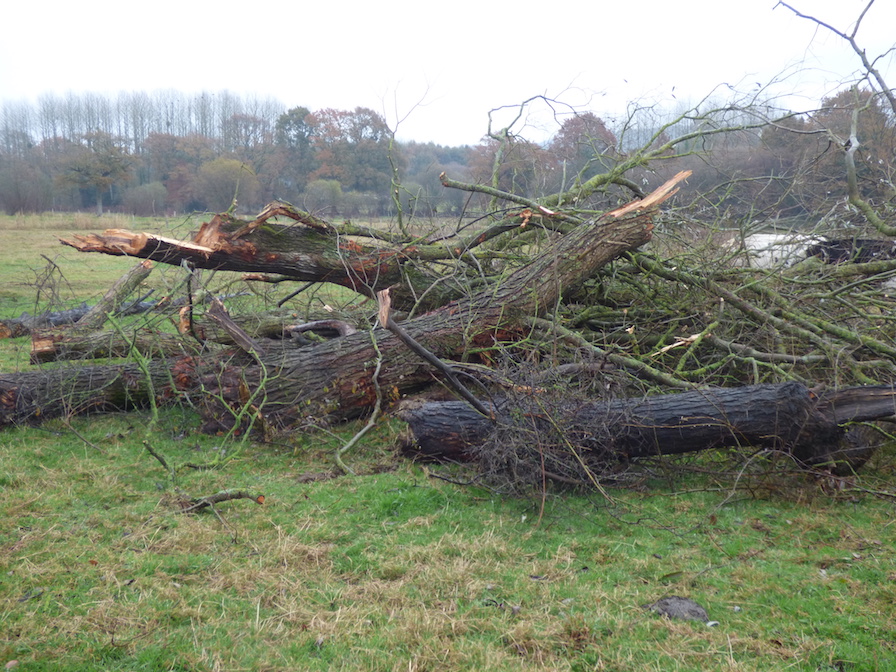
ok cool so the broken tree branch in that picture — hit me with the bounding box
[377,288,493,418]
[179,489,266,513]
[75,260,154,330]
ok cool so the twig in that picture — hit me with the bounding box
[143,440,173,478]
[277,281,315,307]
[525,316,697,390]
[63,418,108,455]
[706,334,826,364]
[335,329,384,475]
[179,489,266,513]
[439,172,579,226]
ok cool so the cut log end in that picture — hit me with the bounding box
[60,230,214,257]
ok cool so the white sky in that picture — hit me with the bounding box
[1,0,894,146]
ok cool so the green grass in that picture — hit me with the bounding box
[0,212,187,321]
[3,214,896,671]
[0,213,192,372]
[3,412,896,671]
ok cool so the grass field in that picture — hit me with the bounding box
[0,212,195,321]
[2,213,896,671]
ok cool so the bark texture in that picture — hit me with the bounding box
[398,382,893,467]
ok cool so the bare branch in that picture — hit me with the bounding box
[777,1,896,115]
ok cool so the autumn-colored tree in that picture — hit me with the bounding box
[548,112,618,188]
[469,137,555,201]
[307,107,394,194]
[757,87,896,214]
[811,87,896,205]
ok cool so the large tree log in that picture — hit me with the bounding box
[0,361,173,424]
[28,312,360,364]
[61,214,396,292]
[0,296,157,340]
[397,382,894,468]
[29,329,200,364]
[1,305,97,339]
[59,202,453,306]
[1,174,686,430]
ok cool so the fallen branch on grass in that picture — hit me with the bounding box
[1,173,676,431]
[179,489,266,513]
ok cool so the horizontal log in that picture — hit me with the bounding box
[29,329,200,364]
[398,382,894,467]
[59,214,408,297]
[1,300,159,339]
[28,312,362,364]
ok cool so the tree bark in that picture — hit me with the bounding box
[26,312,358,364]
[75,260,154,330]
[1,305,97,339]
[1,297,158,340]
[30,329,185,364]
[397,382,893,468]
[0,360,173,425]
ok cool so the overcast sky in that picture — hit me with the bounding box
[2,0,894,146]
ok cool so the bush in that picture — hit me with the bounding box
[302,179,343,214]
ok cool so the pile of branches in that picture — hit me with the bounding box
[470,363,643,494]
[4,3,896,492]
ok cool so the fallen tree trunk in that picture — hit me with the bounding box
[1,299,158,339]
[29,328,207,364]
[1,305,94,339]
[27,310,360,363]
[60,210,392,292]
[397,382,893,469]
[0,361,173,423]
[59,202,453,306]
[0,173,686,430]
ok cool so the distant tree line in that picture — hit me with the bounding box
[0,92,472,216]
[0,89,892,222]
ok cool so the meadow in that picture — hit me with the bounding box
[1,213,896,671]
